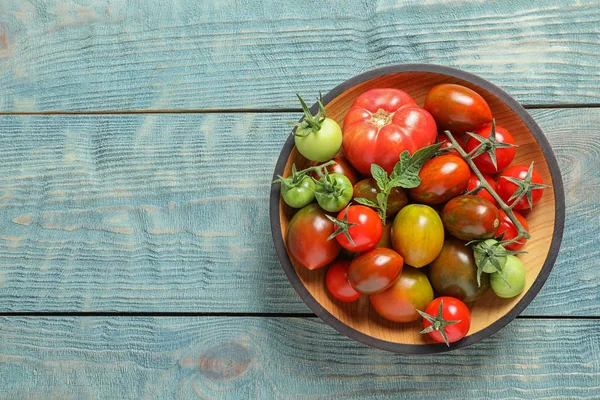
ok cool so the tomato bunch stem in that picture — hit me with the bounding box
[444,131,531,243]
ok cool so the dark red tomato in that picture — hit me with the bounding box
[326,261,361,302]
[311,156,361,186]
[370,266,434,323]
[466,125,516,174]
[331,205,383,253]
[353,178,408,217]
[343,88,437,176]
[496,209,529,251]
[467,172,497,206]
[428,237,490,303]
[287,203,341,270]
[442,195,500,241]
[437,131,466,154]
[496,164,545,210]
[424,84,492,134]
[348,248,403,295]
[408,154,470,205]
[421,296,471,345]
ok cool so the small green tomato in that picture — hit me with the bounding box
[473,238,507,273]
[490,255,526,298]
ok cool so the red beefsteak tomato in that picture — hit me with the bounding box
[342,88,437,176]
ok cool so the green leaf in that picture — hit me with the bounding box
[376,192,387,208]
[354,197,379,208]
[390,143,443,189]
[371,164,388,190]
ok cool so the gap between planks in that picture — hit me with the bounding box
[1,103,600,115]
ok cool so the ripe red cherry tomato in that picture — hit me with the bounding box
[329,205,383,253]
[496,164,545,210]
[286,203,341,270]
[348,248,403,295]
[326,261,361,302]
[467,172,497,206]
[437,131,466,154]
[466,125,516,174]
[343,88,437,176]
[495,209,529,251]
[420,296,471,345]
[409,154,471,205]
[424,84,492,134]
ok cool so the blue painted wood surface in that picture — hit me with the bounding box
[1,0,599,111]
[0,0,598,397]
[0,317,599,399]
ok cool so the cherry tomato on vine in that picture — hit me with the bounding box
[286,203,341,270]
[327,205,383,253]
[424,84,492,134]
[314,173,353,212]
[370,266,434,323]
[292,95,342,162]
[466,172,497,206]
[326,261,362,302]
[437,131,466,154]
[348,248,403,295]
[495,209,529,251]
[442,195,500,241]
[489,255,526,298]
[466,124,516,174]
[342,88,437,176]
[408,154,470,205]
[419,296,471,346]
[496,164,546,210]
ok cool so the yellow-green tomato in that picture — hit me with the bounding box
[295,118,342,162]
[391,204,444,267]
[490,255,526,298]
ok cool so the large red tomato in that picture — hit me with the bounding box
[342,88,437,176]
[286,204,341,270]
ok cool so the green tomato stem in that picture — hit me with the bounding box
[444,131,531,242]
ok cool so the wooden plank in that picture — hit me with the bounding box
[0,316,598,399]
[1,0,599,111]
[0,109,597,314]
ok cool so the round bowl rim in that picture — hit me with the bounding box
[269,63,565,354]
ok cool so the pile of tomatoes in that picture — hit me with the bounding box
[276,84,546,346]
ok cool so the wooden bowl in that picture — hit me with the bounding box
[269,64,565,353]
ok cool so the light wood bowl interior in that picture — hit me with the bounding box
[274,67,562,352]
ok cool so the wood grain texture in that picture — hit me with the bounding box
[1,0,599,111]
[0,316,598,399]
[0,110,596,315]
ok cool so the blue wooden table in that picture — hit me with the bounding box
[0,1,599,398]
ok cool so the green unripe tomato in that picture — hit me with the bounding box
[314,173,353,212]
[281,175,315,208]
[490,255,526,298]
[474,238,507,273]
[295,118,342,162]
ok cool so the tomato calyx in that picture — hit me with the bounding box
[354,143,443,222]
[290,93,327,136]
[371,109,392,128]
[468,238,526,287]
[417,299,461,347]
[465,119,518,171]
[326,205,358,246]
[500,162,550,210]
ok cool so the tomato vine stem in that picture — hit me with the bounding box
[444,131,531,243]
